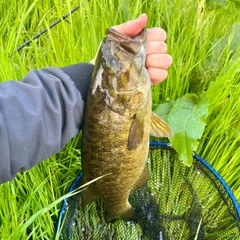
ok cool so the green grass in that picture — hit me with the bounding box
[0,0,239,239]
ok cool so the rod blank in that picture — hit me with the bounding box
[15,6,80,52]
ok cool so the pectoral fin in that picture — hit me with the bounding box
[150,112,173,137]
[128,114,144,151]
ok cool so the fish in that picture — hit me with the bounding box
[80,27,173,222]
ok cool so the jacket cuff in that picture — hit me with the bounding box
[61,63,94,102]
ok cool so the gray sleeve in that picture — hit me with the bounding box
[0,64,93,183]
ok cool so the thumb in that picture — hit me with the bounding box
[112,14,148,37]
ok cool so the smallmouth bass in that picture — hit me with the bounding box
[81,27,173,222]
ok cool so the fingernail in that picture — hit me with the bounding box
[138,13,147,19]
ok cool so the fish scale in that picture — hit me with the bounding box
[80,27,173,222]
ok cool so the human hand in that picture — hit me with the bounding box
[112,14,172,86]
[91,14,172,86]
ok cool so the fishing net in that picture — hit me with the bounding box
[55,142,240,240]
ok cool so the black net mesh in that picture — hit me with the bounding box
[56,143,240,240]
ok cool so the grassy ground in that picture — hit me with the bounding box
[0,0,239,239]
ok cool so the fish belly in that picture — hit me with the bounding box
[81,96,151,221]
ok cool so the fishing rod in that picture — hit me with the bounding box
[15,5,80,53]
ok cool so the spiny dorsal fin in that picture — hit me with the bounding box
[150,112,173,137]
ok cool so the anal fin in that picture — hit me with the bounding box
[80,181,100,207]
[132,167,149,190]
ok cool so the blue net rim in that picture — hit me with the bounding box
[149,141,240,220]
[56,141,240,234]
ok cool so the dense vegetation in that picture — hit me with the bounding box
[0,0,239,238]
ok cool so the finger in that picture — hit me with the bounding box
[112,14,148,37]
[146,54,172,69]
[148,68,168,86]
[146,41,168,55]
[147,28,167,42]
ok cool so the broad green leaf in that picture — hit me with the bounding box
[211,23,240,62]
[204,23,240,73]
[168,93,209,166]
[206,0,228,9]
[153,100,174,122]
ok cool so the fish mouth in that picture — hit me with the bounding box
[106,28,147,55]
